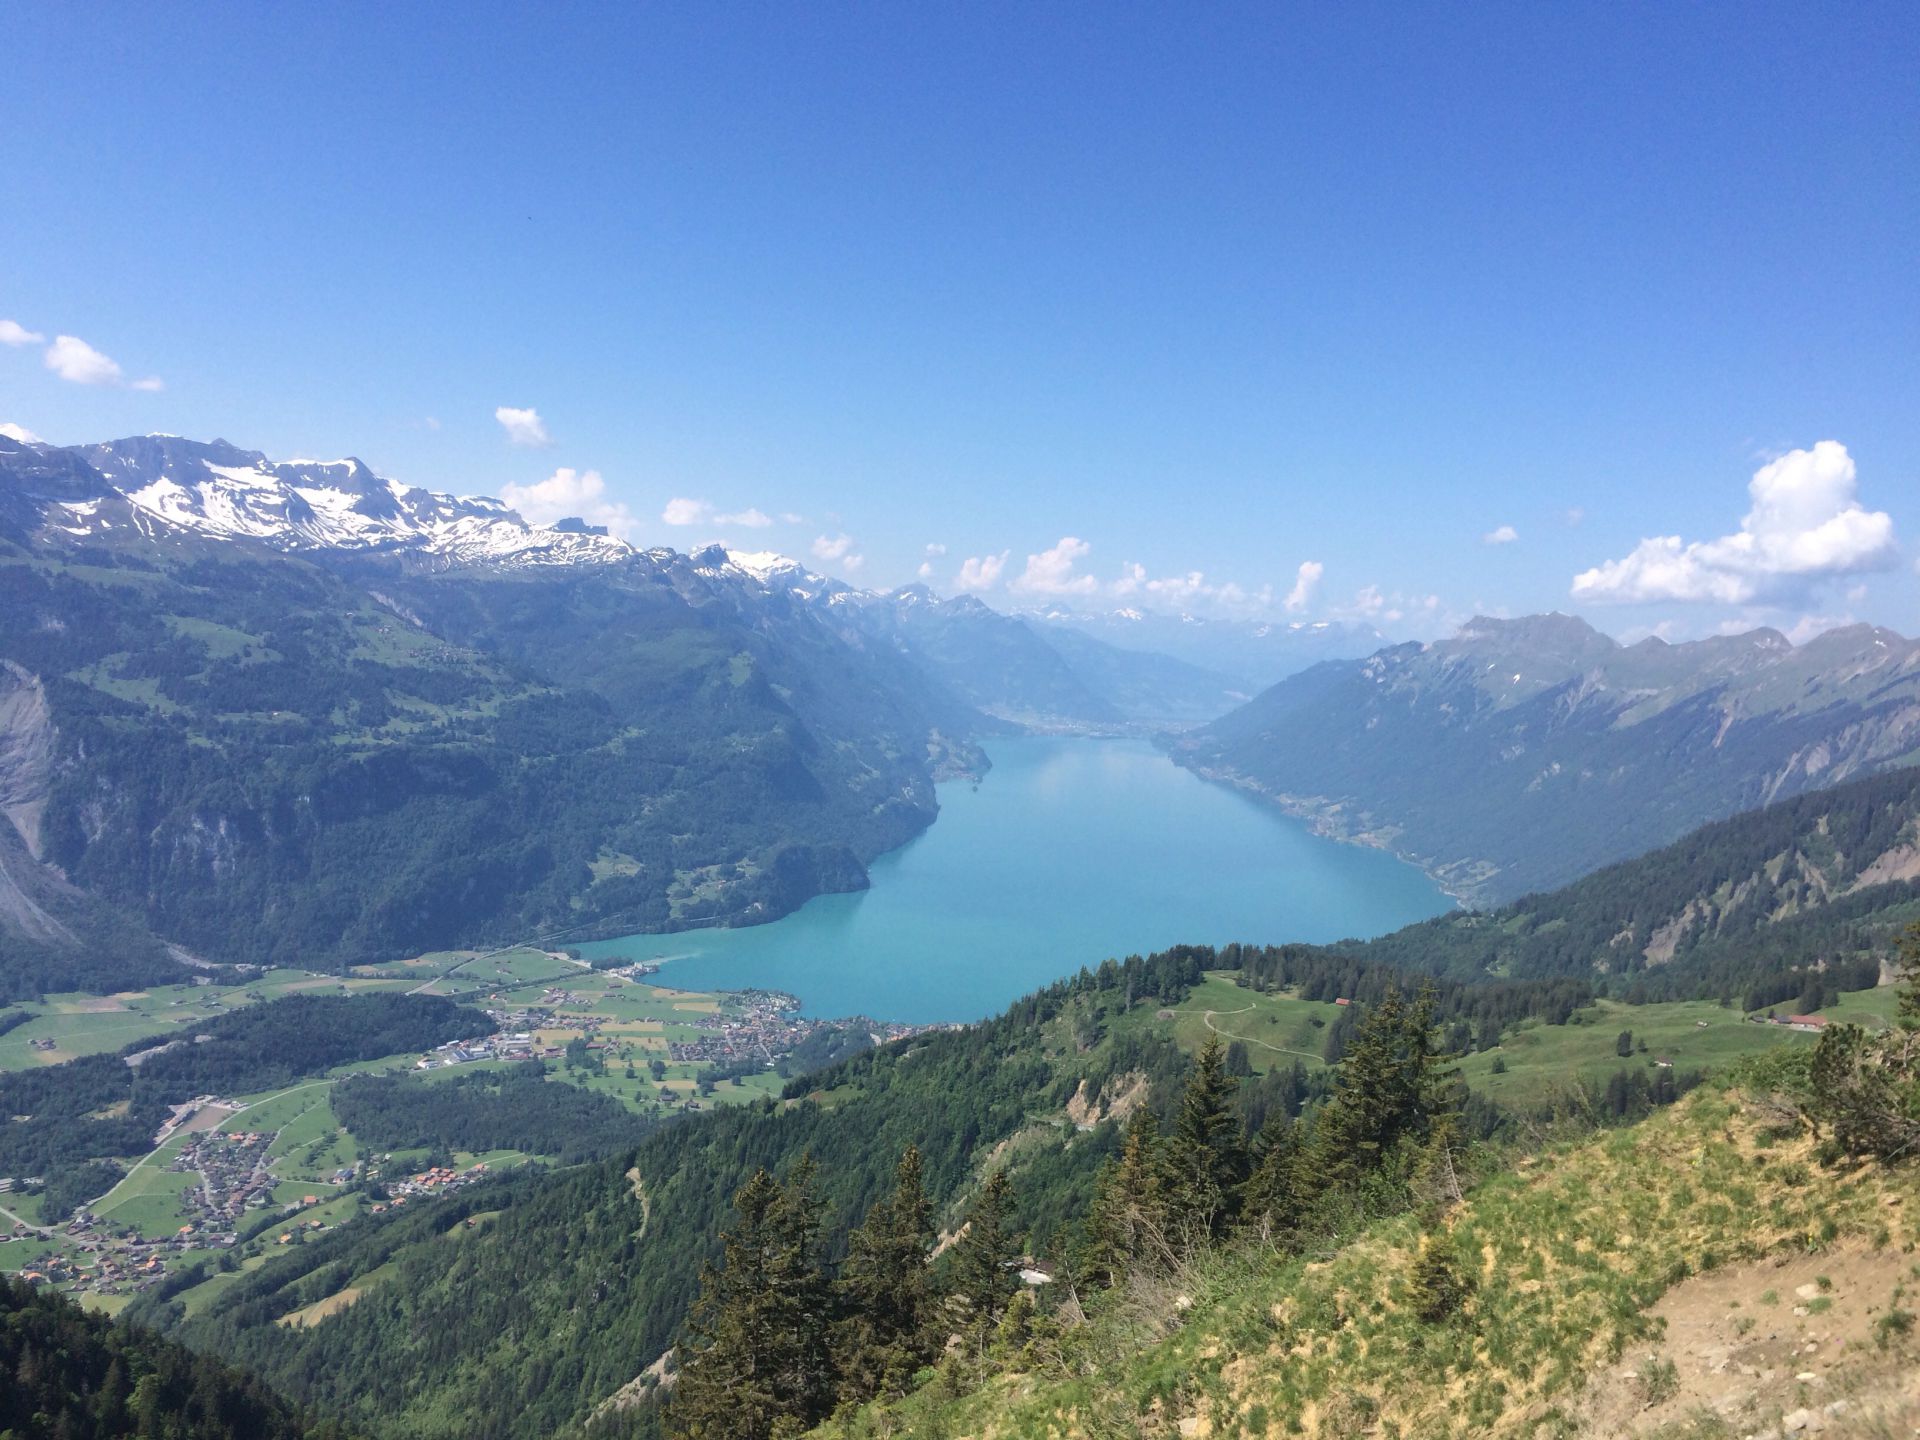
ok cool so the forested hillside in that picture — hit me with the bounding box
[817,1041,1920,1439]
[0,439,984,979]
[1,1274,341,1440]
[0,432,1261,993]
[1174,613,1920,903]
[143,944,1620,1440]
[1328,761,1920,1007]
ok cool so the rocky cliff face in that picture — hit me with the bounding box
[0,661,69,942]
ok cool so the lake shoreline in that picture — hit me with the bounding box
[1161,757,1489,910]
[580,736,1453,1024]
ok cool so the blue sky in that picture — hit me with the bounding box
[3,2,1915,639]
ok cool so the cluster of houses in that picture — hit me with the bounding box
[668,989,924,1068]
[418,1026,542,1069]
[21,1210,241,1301]
[368,1161,492,1212]
[168,1130,278,1224]
[600,961,662,980]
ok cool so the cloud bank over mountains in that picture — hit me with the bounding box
[500,466,636,538]
[1572,441,1897,605]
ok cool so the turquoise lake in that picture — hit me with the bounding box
[579,736,1451,1023]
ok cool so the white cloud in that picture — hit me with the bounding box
[917,562,934,579]
[811,533,857,562]
[1113,562,1280,616]
[494,406,553,448]
[501,467,636,538]
[658,499,773,530]
[45,334,125,386]
[0,422,44,443]
[1571,441,1896,605]
[1284,560,1324,613]
[955,551,1009,591]
[1009,536,1098,596]
[1143,570,1208,604]
[1345,584,1404,623]
[0,320,44,347]
[129,375,165,392]
[780,512,804,525]
[1483,524,1519,545]
[1783,612,1856,645]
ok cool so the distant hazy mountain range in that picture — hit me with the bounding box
[1029,604,1385,689]
[0,432,1251,980]
[1174,611,1920,903]
[8,431,1916,980]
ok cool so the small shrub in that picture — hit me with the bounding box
[1875,1308,1915,1349]
[1637,1355,1680,1406]
[1407,1230,1474,1324]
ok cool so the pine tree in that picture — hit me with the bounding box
[1308,984,1456,1192]
[1083,1108,1168,1287]
[1240,1118,1306,1241]
[946,1169,1018,1338]
[670,1160,834,1440]
[1407,1227,1474,1323]
[1898,921,1920,1032]
[834,1145,936,1402]
[1167,1034,1248,1239]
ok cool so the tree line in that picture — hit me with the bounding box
[668,984,1472,1440]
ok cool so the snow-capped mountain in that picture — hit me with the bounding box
[2,433,630,566]
[0,431,1289,730]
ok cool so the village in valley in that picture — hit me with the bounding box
[0,947,935,1312]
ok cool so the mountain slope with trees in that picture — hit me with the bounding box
[1,1273,343,1440]
[127,770,1920,1437]
[1173,612,1920,904]
[1327,760,1920,1008]
[0,432,1249,991]
[152,945,1602,1440]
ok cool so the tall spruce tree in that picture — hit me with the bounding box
[834,1145,936,1403]
[1240,1117,1306,1241]
[670,1159,834,1440]
[1898,921,1920,1031]
[1083,1108,1169,1287]
[946,1169,1018,1338]
[1308,984,1454,1193]
[1167,1034,1248,1238]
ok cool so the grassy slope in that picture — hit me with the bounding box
[829,1086,1920,1439]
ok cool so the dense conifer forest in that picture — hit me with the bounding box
[331,1062,653,1165]
[0,1274,344,1440]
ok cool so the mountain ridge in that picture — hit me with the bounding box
[1173,610,1920,904]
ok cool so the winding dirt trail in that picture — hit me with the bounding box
[1181,1004,1324,1063]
